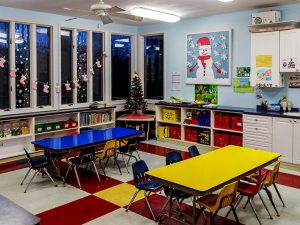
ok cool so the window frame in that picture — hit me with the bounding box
[59,26,106,109]
[138,32,166,103]
[0,18,55,116]
[109,31,136,104]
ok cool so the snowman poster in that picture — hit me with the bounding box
[186,29,232,85]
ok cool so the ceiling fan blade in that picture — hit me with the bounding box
[110,13,143,22]
[65,14,93,21]
[105,6,125,13]
[63,7,92,13]
[100,15,113,25]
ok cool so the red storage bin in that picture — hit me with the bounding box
[231,115,243,131]
[61,121,71,129]
[214,132,230,147]
[231,134,243,146]
[214,113,230,129]
[184,127,198,143]
[169,125,181,140]
[69,120,78,128]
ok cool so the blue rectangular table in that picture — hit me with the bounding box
[31,127,143,182]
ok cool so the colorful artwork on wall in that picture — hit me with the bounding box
[233,67,254,93]
[195,85,218,104]
[186,30,231,85]
[289,75,300,88]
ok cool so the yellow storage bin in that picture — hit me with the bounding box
[157,126,169,138]
[162,109,180,122]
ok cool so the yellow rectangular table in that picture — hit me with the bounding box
[146,145,281,225]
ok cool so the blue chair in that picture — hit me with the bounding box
[188,145,200,158]
[21,148,57,193]
[158,151,192,219]
[126,160,163,220]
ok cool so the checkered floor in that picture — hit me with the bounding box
[1,141,300,225]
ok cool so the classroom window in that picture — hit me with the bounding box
[92,32,104,102]
[111,34,132,101]
[0,21,10,110]
[36,26,51,106]
[144,34,164,100]
[76,31,88,103]
[60,29,73,105]
[15,23,30,108]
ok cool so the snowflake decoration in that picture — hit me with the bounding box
[214,61,221,67]
[220,42,227,50]
[213,42,218,48]
[221,69,228,75]
[220,35,226,41]
[213,50,219,57]
[221,53,228,61]
[189,41,196,49]
[187,36,192,42]
[209,35,215,41]
[187,62,192,67]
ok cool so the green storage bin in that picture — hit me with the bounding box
[44,123,53,132]
[53,123,61,131]
[35,124,44,134]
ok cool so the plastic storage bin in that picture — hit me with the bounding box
[199,129,210,145]
[169,125,181,140]
[231,115,243,131]
[231,134,243,146]
[214,132,230,147]
[184,127,198,143]
[162,108,180,122]
[198,110,211,127]
[44,124,53,132]
[35,124,44,134]
[214,112,230,129]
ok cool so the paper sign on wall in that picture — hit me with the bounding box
[256,55,272,67]
[281,57,297,70]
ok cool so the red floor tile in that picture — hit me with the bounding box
[139,143,189,159]
[65,167,123,194]
[38,195,119,225]
[0,161,26,174]
[276,171,300,189]
[128,194,242,225]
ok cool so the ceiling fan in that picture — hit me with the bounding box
[64,0,143,24]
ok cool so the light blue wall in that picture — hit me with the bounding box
[0,6,138,104]
[138,3,300,108]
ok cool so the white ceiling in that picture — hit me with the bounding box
[0,0,298,25]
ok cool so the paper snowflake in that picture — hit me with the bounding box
[220,35,226,41]
[221,53,228,61]
[213,50,219,57]
[209,35,215,41]
[220,42,227,50]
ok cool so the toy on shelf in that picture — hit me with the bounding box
[0,124,4,138]
[20,120,30,135]
[11,121,21,136]
[3,122,12,137]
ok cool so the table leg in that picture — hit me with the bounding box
[146,121,150,140]
[192,196,196,225]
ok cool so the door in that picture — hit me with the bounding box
[250,31,281,87]
[273,118,293,163]
[280,29,300,72]
[293,120,300,165]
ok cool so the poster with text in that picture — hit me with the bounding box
[233,67,254,93]
[186,30,232,85]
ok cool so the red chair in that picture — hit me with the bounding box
[225,171,272,225]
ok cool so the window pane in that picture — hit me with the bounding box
[92,32,103,102]
[15,23,30,108]
[111,34,131,100]
[61,29,73,104]
[77,31,87,103]
[144,35,164,100]
[0,21,9,109]
[36,26,51,106]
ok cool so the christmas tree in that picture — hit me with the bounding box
[125,72,147,114]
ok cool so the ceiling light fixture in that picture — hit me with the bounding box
[131,7,180,23]
[218,0,234,2]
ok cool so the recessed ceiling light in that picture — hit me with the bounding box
[218,0,234,2]
[131,7,180,23]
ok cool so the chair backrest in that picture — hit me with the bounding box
[101,140,117,158]
[127,137,139,151]
[24,148,35,168]
[254,171,269,193]
[188,145,200,158]
[264,161,280,187]
[216,181,238,210]
[166,151,183,165]
[132,160,149,188]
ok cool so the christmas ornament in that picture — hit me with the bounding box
[73,80,80,87]
[65,82,72,91]
[9,68,17,78]
[20,75,27,85]
[55,85,61,93]
[31,81,37,90]
[96,60,102,68]
[82,74,88,81]
[43,84,49,93]
[0,57,6,68]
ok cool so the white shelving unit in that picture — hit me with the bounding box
[155,104,243,149]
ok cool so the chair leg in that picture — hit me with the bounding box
[249,198,262,225]
[73,166,81,189]
[243,198,249,209]
[225,194,243,220]
[209,212,216,225]
[121,153,130,173]
[273,183,285,207]
[265,187,280,217]
[144,191,156,220]
[258,192,273,219]
[21,167,32,185]
[126,190,140,211]
[98,159,107,178]
[114,155,122,175]
[43,167,58,187]
[64,164,72,181]
[24,170,38,193]
[136,150,141,160]
[104,157,110,169]
[92,162,101,182]
[156,196,170,220]
[231,204,240,224]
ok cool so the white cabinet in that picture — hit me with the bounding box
[272,118,293,163]
[250,31,283,87]
[293,120,300,164]
[280,29,300,72]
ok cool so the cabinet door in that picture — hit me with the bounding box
[280,29,300,72]
[293,120,300,165]
[272,118,293,163]
[251,31,282,87]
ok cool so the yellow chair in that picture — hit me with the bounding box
[263,161,285,216]
[95,140,122,177]
[197,182,239,225]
